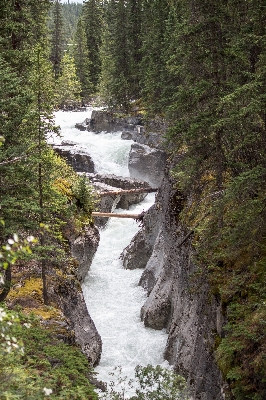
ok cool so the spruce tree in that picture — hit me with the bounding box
[140,0,170,114]
[50,0,65,79]
[100,0,131,111]
[82,0,103,92]
[73,17,93,103]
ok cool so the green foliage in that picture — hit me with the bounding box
[99,0,133,111]
[161,1,266,398]
[0,309,98,399]
[50,0,65,79]
[82,0,103,92]
[73,17,93,102]
[54,52,81,107]
[100,365,188,400]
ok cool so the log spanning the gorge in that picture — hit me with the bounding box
[98,187,158,197]
[92,212,142,219]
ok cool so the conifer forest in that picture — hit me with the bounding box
[0,1,266,399]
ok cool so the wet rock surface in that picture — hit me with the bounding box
[58,224,102,366]
[89,110,142,133]
[122,162,226,399]
[128,143,167,188]
[57,278,102,367]
[53,146,95,173]
[78,110,166,149]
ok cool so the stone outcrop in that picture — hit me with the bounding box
[56,276,102,367]
[53,146,95,173]
[70,226,100,282]
[60,224,102,366]
[121,163,225,399]
[76,110,166,149]
[128,143,167,188]
[75,118,90,131]
[89,110,142,133]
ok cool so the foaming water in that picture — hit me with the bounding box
[82,194,168,391]
[51,109,133,176]
[54,109,168,395]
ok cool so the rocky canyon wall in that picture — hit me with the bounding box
[122,161,226,400]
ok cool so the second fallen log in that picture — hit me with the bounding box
[92,212,141,219]
[98,187,158,197]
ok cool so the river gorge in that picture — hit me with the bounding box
[50,108,226,400]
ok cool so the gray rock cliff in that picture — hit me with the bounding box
[53,146,95,173]
[61,224,102,366]
[128,143,167,188]
[122,164,226,399]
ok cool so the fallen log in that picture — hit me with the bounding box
[98,187,158,197]
[92,212,141,219]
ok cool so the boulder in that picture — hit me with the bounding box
[89,110,143,133]
[128,143,167,188]
[54,147,95,173]
[70,225,100,282]
[75,118,90,131]
[120,204,159,270]
[121,131,133,140]
[90,181,121,228]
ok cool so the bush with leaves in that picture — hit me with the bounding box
[100,364,188,400]
[0,310,98,400]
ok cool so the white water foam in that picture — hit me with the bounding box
[54,109,168,396]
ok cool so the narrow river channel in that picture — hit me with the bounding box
[52,109,168,395]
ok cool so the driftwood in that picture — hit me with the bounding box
[98,187,158,197]
[92,212,141,219]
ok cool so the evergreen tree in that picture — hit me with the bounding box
[140,0,170,114]
[62,1,83,45]
[50,0,65,79]
[127,0,143,100]
[73,17,93,102]
[164,1,266,398]
[82,0,103,92]
[54,52,81,108]
[99,0,131,111]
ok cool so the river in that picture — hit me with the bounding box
[52,109,168,396]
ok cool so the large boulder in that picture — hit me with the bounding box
[128,143,167,188]
[54,146,95,173]
[94,174,151,209]
[120,204,159,270]
[70,225,100,282]
[89,110,143,133]
[75,118,90,131]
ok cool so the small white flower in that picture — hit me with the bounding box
[13,234,18,242]
[43,387,53,396]
[27,235,35,243]
[7,238,14,245]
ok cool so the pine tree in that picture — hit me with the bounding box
[82,0,103,92]
[54,52,81,108]
[140,0,170,114]
[73,17,93,103]
[99,0,132,111]
[50,0,65,79]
